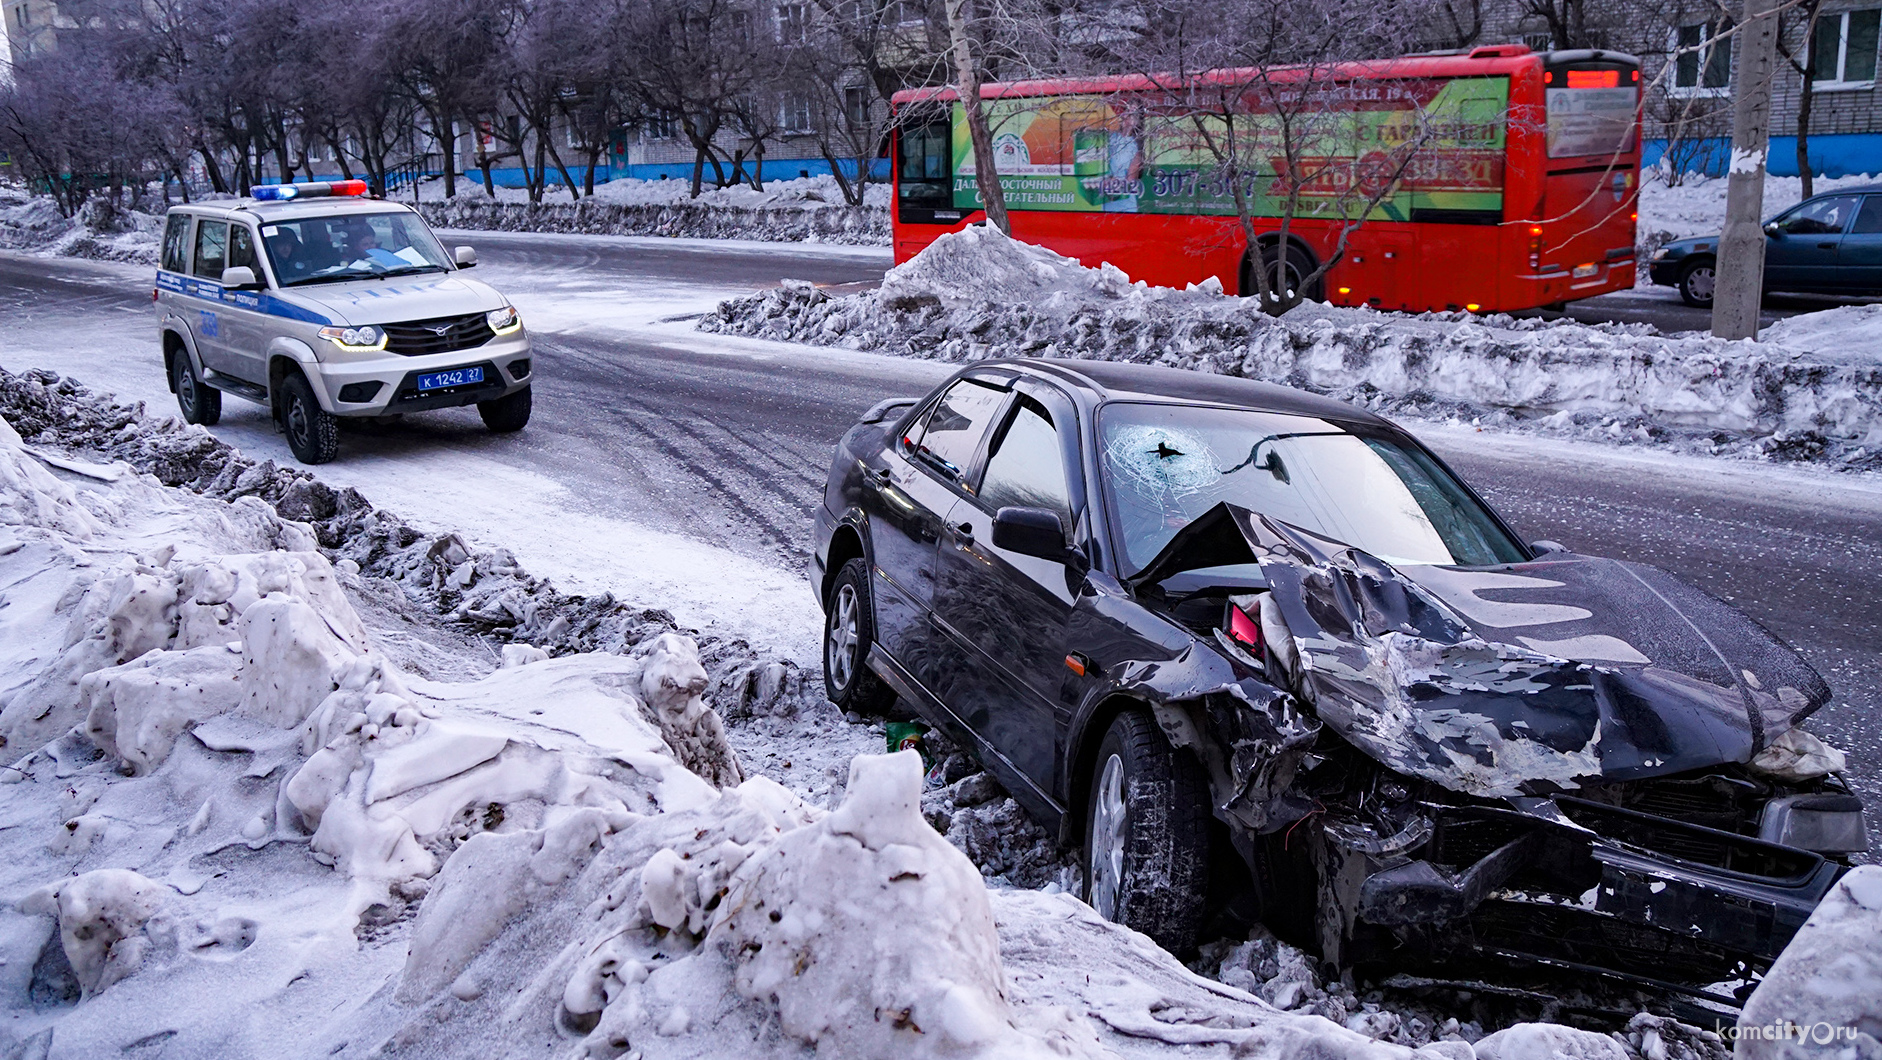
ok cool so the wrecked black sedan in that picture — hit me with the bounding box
[810,358,1866,989]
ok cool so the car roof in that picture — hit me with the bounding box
[167,198,418,223]
[1816,183,1882,197]
[999,358,1393,427]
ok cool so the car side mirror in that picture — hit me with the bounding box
[1530,539,1569,555]
[992,507,1087,569]
[220,265,260,289]
[454,245,478,268]
[1764,223,1783,237]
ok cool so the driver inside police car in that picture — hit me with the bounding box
[267,228,312,281]
[346,225,407,267]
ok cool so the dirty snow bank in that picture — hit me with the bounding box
[700,224,1882,470]
[421,172,890,210]
[0,189,161,265]
[417,180,889,246]
[0,411,1529,1059]
[1734,865,1882,1060]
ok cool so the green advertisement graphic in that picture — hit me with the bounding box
[951,77,1510,221]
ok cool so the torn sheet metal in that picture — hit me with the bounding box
[1131,503,1832,799]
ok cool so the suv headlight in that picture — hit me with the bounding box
[318,325,386,351]
[487,306,521,334]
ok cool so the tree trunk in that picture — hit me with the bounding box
[822,144,861,205]
[945,0,1009,233]
[200,145,228,194]
[691,143,707,197]
[753,144,765,191]
[585,144,600,196]
[1796,11,1819,198]
[439,110,458,200]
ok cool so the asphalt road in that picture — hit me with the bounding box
[2,236,1877,853]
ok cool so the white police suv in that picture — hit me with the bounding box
[155,180,533,464]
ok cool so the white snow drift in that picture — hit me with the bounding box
[701,223,1882,467]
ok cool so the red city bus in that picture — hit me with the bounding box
[889,46,1642,313]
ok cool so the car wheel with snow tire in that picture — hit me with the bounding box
[1083,710,1211,956]
[1678,259,1716,308]
[479,387,532,432]
[280,372,339,465]
[172,355,220,426]
[822,558,896,714]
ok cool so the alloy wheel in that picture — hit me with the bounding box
[1089,752,1127,920]
[826,583,859,691]
[286,395,311,450]
[1686,264,1715,303]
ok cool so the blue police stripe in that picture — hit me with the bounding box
[156,269,332,326]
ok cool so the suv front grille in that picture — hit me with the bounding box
[382,313,496,356]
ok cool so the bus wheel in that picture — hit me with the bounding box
[1248,243,1322,303]
[1678,259,1716,308]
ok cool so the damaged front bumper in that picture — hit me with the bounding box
[1320,792,1855,986]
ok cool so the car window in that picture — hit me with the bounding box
[978,397,1071,525]
[161,215,190,272]
[193,220,228,279]
[229,225,258,273]
[904,378,1007,480]
[1773,196,1859,236]
[1098,402,1526,571]
[1854,197,1882,235]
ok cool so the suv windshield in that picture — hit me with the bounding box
[260,211,451,286]
[1099,402,1527,571]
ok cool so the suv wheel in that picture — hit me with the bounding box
[479,387,532,432]
[822,558,896,714]
[280,372,339,465]
[1678,259,1716,308]
[172,355,221,426]
[1084,710,1211,955]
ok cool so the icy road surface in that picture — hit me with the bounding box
[0,235,1877,847]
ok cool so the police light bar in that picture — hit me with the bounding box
[249,179,369,201]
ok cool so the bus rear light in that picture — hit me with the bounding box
[1528,228,1545,269]
[1338,287,1352,296]
[1465,303,1481,312]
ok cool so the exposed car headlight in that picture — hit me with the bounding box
[1651,247,1670,260]
[317,325,386,351]
[487,306,521,334]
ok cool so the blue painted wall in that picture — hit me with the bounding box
[285,156,887,192]
[1644,132,1882,179]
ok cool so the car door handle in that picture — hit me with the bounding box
[865,466,892,487]
[952,521,974,541]
[1818,242,1838,249]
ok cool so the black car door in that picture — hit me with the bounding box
[929,380,1084,797]
[861,374,1012,694]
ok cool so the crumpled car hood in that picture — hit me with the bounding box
[1133,504,1831,798]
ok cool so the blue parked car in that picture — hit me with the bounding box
[1648,184,1882,307]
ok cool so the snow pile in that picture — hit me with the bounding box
[422,173,890,211]
[701,224,1882,469]
[0,190,161,265]
[1734,865,1882,1059]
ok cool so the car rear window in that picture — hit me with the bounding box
[1098,402,1526,571]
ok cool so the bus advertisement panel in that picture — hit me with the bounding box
[949,77,1510,223]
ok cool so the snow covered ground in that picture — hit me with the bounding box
[0,376,1789,1060]
[701,224,1882,471]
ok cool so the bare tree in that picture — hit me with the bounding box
[1776,0,1824,197]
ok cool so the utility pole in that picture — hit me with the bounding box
[1711,0,1782,340]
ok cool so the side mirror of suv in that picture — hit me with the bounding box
[454,246,478,268]
[220,265,261,289]
[992,507,1088,570]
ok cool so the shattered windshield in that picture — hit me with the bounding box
[1098,402,1527,572]
[260,211,452,287]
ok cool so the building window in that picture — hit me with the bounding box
[1671,21,1733,95]
[1813,9,1879,87]
[780,93,814,133]
[843,86,870,129]
[1522,31,1551,52]
[642,110,678,141]
[776,3,808,42]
